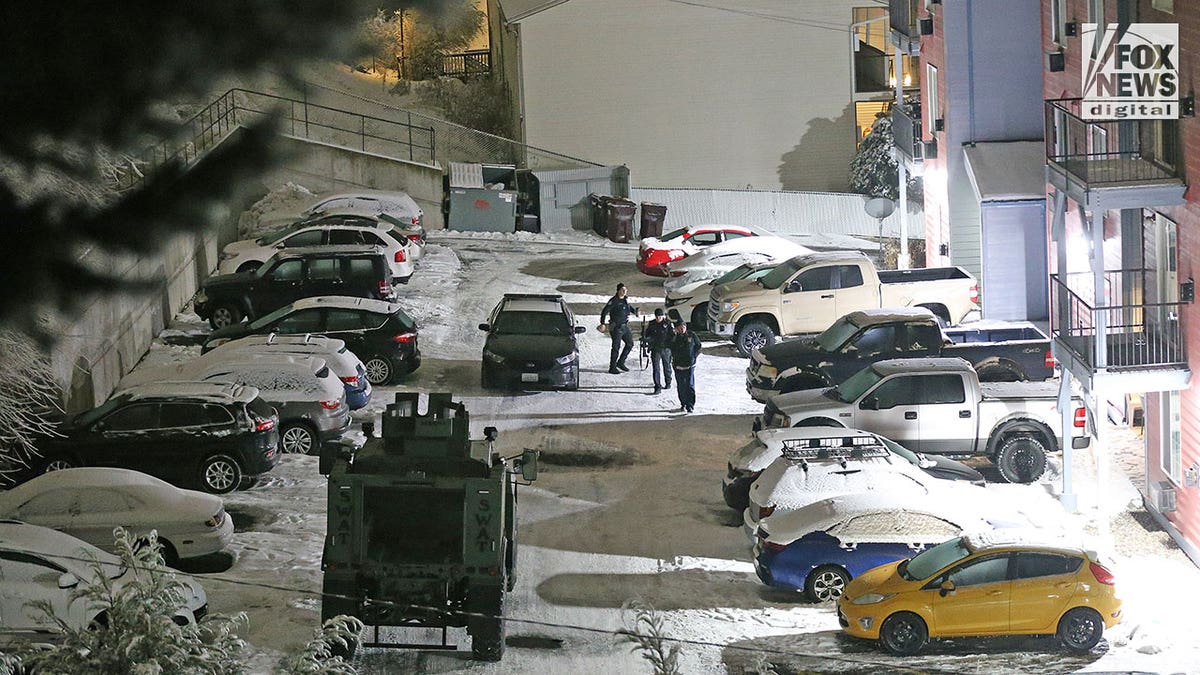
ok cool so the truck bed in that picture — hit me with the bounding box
[877,267,972,284]
[943,322,1054,381]
[979,380,1061,400]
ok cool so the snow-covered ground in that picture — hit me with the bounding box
[132,227,1200,674]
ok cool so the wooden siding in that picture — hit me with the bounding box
[513,0,862,191]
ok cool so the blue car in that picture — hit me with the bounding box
[753,491,1000,602]
[343,362,372,410]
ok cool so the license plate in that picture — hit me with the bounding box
[521,373,538,383]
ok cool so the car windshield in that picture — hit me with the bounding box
[835,365,883,403]
[900,536,971,581]
[816,317,860,352]
[660,227,688,242]
[73,397,124,427]
[880,436,918,465]
[493,311,571,336]
[757,256,804,290]
[713,264,753,286]
[250,305,296,330]
[255,223,299,245]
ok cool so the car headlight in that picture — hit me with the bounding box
[757,365,778,379]
[721,301,739,313]
[196,290,208,304]
[483,349,505,364]
[555,353,576,365]
[851,593,893,605]
[666,296,691,308]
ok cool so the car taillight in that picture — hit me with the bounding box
[407,233,422,243]
[1089,561,1115,585]
[763,540,786,553]
[969,283,979,304]
[410,217,420,226]
[378,281,391,297]
[393,332,416,343]
[1045,350,1056,369]
[758,505,775,519]
[1074,407,1087,428]
[253,417,275,432]
[669,269,685,277]
[394,249,406,263]
[340,375,359,386]
[205,511,226,528]
[320,399,341,410]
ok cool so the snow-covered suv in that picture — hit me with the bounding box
[218,215,416,281]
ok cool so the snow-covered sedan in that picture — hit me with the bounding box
[217,215,417,282]
[637,224,755,276]
[210,334,371,410]
[0,468,233,565]
[754,491,1004,602]
[724,427,982,512]
[667,261,779,329]
[0,521,207,645]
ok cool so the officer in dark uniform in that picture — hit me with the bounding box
[642,308,674,394]
[600,283,639,374]
[670,319,702,413]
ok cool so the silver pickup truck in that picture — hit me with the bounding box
[755,357,1089,484]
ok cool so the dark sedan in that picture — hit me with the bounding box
[480,294,586,390]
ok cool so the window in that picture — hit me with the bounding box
[901,324,942,352]
[1088,0,1105,56]
[865,376,916,409]
[1014,552,1082,580]
[346,258,379,283]
[74,489,134,513]
[849,326,896,357]
[1051,0,1067,44]
[328,229,368,245]
[1163,391,1181,483]
[918,374,966,405]
[926,64,939,133]
[360,231,387,247]
[307,258,341,281]
[268,259,303,282]
[274,309,324,333]
[282,229,324,247]
[690,231,720,245]
[159,403,207,428]
[18,490,76,517]
[202,404,234,425]
[945,554,1009,587]
[102,404,158,431]
[837,265,864,288]
[326,309,368,331]
[1152,0,1174,13]
[788,266,835,293]
[723,231,749,240]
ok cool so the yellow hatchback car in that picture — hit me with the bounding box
[837,530,1121,655]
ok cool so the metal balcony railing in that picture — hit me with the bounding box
[1050,269,1186,372]
[440,49,491,78]
[1045,98,1182,187]
[889,0,921,40]
[892,100,923,160]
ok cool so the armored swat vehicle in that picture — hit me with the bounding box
[319,392,537,661]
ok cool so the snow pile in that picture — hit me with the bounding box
[237,182,316,240]
[430,228,638,250]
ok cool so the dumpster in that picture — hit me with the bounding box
[639,202,667,240]
[605,198,636,243]
[447,163,518,232]
[517,214,540,233]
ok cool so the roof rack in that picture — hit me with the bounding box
[780,434,891,462]
[502,293,563,301]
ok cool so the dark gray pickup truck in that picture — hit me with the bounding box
[745,308,1053,403]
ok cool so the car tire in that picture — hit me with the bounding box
[198,454,243,494]
[976,358,1026,383]
[236,261,262,274]
[42,455,79,473]
[735,321,775,357]
[470,587,505,662]
[567,368,580,391]
[363,356,393,385]
[281,422,317,455]
[879,611,928,656]
[209,303,243,330]
[995,434,1049,484]
[689,304,708,331]
[1057,606,1104,653]
[804,565,850,603]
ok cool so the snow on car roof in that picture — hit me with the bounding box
[0,521,119,567]
[757,426,879,445]
[667,235,811,266]
[762,490,987,542]
[964,527,1088,553]
[872,357,975,376]
[0,468,192,509]
[760,458,931,510]
[122,380,259,403]
[502,299,564,313]
[786,250,870,266]
[199,353,327,374]
[272,245,385,257]
[846,308,937,326]
[218,334,345,352]
[292,296,404,314]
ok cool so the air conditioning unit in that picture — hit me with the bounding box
[934,118,945,132]
[1149,481,1177,513]
[919,17,934,35]
[1046,50,1066,72]
[922,140,938,159]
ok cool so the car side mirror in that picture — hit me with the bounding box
[58,572,79,589]
[574,326,586,334]
[275,243,285,249]
[860,396,879,410]
[939,580,956,597]
[92,421,108,432]
[518,448,539,482]
[478,323,490,331]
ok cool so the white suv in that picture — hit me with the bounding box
[219,216,416,282]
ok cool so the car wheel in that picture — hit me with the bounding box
[281,423,317,455]
[236,261,262,274]
[568,368,580,391]
[735,321,775,357]
[363,356,393,385]
[42,456,78,473]
[976,358,1026,383]
[157,538,180,567]
[995,434,1049,484]
[1057,607,1104,653]
[209,304,243,330]
[198,454,243,494]
[879,611,928,656]
[689,304,708,331]
[804,565,850,603]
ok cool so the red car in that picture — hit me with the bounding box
[636,225,756,277]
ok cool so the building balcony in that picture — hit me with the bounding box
[1044,99,1186,211]
[892,100,933,168]
[1051,270,1190,394]
[888,0,922,54]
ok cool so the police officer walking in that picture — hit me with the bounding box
[600,282,639,374]
[669,319,702,413]
[642,308,674,394]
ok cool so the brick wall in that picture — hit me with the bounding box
[921,2,952,265]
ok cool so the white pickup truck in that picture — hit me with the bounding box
[707,251,979,356]
[756,357,1090,484]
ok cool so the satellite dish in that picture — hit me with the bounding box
[864,197,896,220]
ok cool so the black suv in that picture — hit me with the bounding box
[35,382,280,494]
[196,246,396,329]
[203,296,420,385]
[479,294,586,390]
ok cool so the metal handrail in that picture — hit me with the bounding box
[1044,98,1181,185]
